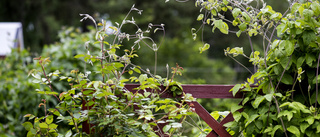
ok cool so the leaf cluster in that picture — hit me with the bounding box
[196,0,320,136]
[23,5,196,137]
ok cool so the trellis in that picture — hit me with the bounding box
[83,84,243,137]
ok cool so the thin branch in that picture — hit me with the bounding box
[228,55,254,75]
[275,56,292,91]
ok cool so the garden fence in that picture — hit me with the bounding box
[83,84,243,137]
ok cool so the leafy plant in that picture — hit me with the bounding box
[192,0,320,136]
[23,5,196,137]
[0,49,44,137]
[0,27,100,137]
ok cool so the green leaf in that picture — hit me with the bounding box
[197,14,204,21]
[96,90,114,97]
[27,130,36,137]
[31,73,41,79]
[302,30,316,45]
[113,62,124,68]
[305,116,314,125]
[303,9,313,21]
[53,110,61,117]
[242,96,250,105]
[232,8,241,18]
[133,67,141,74]
[264,94,273,102]
[211,9,217,16]
[83,90,94,95]
[252,96,265,109]
[317,124,320,133]
[231,84,241,96]
[171,123,182,128]
[271,125,282,137]
[46,115,53,124]
[278,110,293,121]
[223,0,229,5]
[306,53,316,67]
[271,40,280,49]
[65,130,72,137]
[229,47,244,57]
[280,73,293,85]
[142,123,149,131]
[231,105,242,113]
[232,111,242,122]
[223,121,237,128]
[128,70,133,75]
[163,125,171,133]
[49,123,58,129]
[74,54,85,58]
[297,56,305,68]
[283,40,294,56]
[280,57,292,70]
[37,91,58,95]
[276,24,287,37]
[236,30,242,37]
[144,92,151,97]
[300,122,310,133]
[311,2,320,16]
[245,114,259,127]
[238,23,247,31]
[210,111,220,120]
[24,114,36,120]
[199,43,210,54]
[287,126,300,137]
[214,20,229,34]
[270,13,282,20]
[138,74,148,83]
[22,122,33,131]
[279,102,290,108]
[242,12,251,22]
[39,123,48,129]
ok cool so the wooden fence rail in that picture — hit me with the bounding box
[83,84,243,137]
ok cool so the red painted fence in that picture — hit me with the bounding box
[83,84,243,137]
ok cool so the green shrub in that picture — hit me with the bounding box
[23,6,196,137]
[193,0,320,136]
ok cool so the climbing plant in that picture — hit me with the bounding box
[188,0,320,136]
[23,5,195,137]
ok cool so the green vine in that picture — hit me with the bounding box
[193,0,320,136]
[23,5,196,137]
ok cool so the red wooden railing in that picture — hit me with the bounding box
[83,84,243,137]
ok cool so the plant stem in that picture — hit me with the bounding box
[273,96,288,137]
[39,61,60,101]
[228,55,253,75]
[275,56,292,91]
[154,51,157,75]
[247,34,256,73]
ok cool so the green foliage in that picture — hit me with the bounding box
[0,27,100,137]
[195,0,320,136]
[0,50,44,136]
[23,6,196,136]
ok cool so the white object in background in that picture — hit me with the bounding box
[0,22,24,56]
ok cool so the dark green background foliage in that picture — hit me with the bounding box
[0,50,42,136]
[0,28,98,136]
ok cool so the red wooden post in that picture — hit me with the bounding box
[187,101,232,137]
